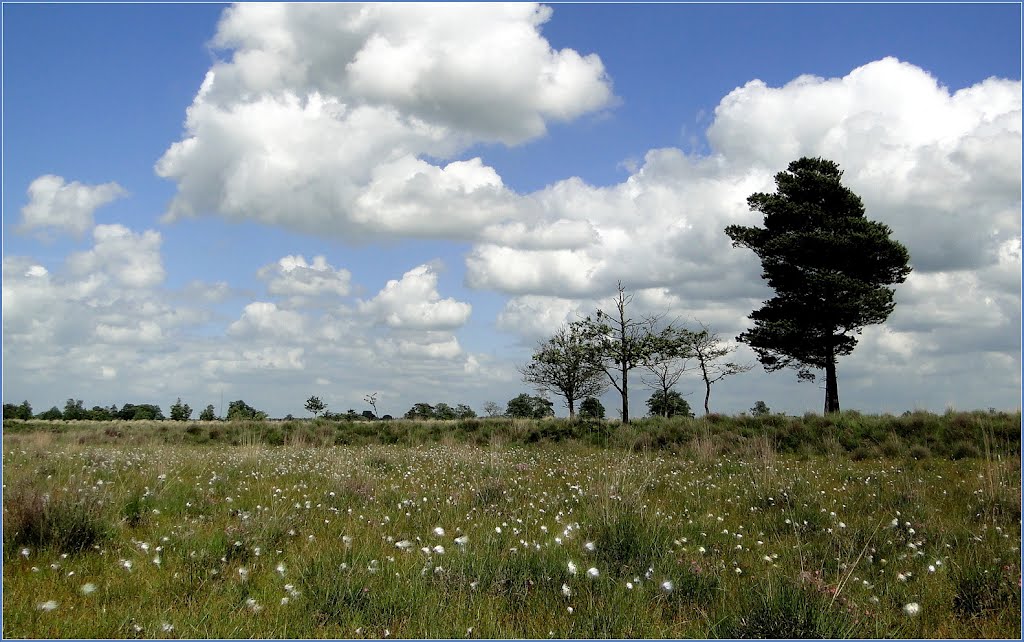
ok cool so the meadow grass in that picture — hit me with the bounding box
[2,420,1020,638]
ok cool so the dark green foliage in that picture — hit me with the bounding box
[589,508,674,577]
[305,395,326,417]
[199,404,217,421]
[520,322,607,419]
[63,398,86,420]
[226,399,266,421]
[454,404,476,419]
[3,400,32,420]
[37,406,63,420]
[3,484,111,554]
[750,400,771,416]
[725,157,912,413]
[646,390,693,418]
[505,393,554,419]
[433,402,457,420]
[579,396,605,419]
[718,578,859,638]
[952,565,1022,619]
[169,397,192,421]
[404,402,435,419]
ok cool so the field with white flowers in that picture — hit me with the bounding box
[3,426,1020,638]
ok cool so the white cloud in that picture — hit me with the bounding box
[257,254,352,303]
[66,224,166,289]
[19,175,126,237]
[359,263,471,330]
[156,2,612,239]
[227,302,308,340]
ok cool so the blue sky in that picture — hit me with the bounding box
[3,3,1021,419]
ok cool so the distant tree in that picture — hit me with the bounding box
[131,404,165,421]
[404,403,435,420]
[578,283,660,424]
[578,397,605,420]
[38,406,63,420]
[361,410,376,421]
[750,401,771,417]
[63,398,86,421]
[3,402,31,420]
[725,157,912,413]
[434,403,457,420]
[520,323,608,419]
[686,322,753,416]
[640,324,697,417]
[363,393,379,419]
[227,400,265,421]
[88,405,114,421]
[482,401,502,418]
[506,393,554,419]
[646,390,693,418]
[116,404,137,421]
[454,404,477,419]
[199,404,217,421]
[344,409,359,421]
[381,414,394,421]
[305,395,326,418]
[169,398,193,421]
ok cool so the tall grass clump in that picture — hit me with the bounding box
[3,483,111,554]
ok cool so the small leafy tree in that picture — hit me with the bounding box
[404,403,435,420]
[520,323,607,419]
[646,390,693,418]
[454,404,477,419]
[482,401,502,418]
[199,404,217,421]
[88,405,113,421]
[305,395,326,418]
[725,157,911,413]
[434,403,457,420]
[131,404,165,421]
[506,394,554,419]
[578,282,660,424]
[169,398,193,421]
[63,398,86,421]
[689,322,753,415]
[750,401,771,417]
[641,325,696,417]
[3,400,33,420]
[38,406,63,420]
[227,400,266,421]
[578,397,605,420]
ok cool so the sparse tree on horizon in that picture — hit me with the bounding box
[520,323,607,419]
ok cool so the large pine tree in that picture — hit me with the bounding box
[725,157,912,413]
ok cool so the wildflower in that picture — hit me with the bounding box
[81,582,97,595]
[567,561,577,575]
[433,527,446,537]
[903,602,921,616]
[36,600,58,611]
[587,567,600,578]
[661,580,674,593]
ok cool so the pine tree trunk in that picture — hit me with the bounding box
[824,341,840,414]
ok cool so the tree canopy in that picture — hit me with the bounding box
[725,157,911,413]
[520,323,607,419]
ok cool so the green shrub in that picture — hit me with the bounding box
[4,485,111,554]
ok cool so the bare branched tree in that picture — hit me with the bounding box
[640,324,697,417]
[690,321,753,415]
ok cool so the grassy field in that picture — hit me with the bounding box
[3,417,1021,638]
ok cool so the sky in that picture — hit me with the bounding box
[2,2,1021,420]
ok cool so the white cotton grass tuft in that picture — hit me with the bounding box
[903,602,921,616]
[567,561,577,575]
[561,583,572,597]
[661,580,674,593]
[587,567,600,578]
[36,600,58,611]
[81,583,97,595]
[433,527,446,537]
[583,541,596,552]
[454,535,469,546]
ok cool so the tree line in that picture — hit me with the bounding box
[521,157,910,421]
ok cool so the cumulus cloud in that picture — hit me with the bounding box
[257,254,352,303]
[156,2,612,239]
[66,224,166,289]
[359,263,471,330]
[19,175,126,237]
